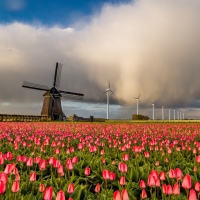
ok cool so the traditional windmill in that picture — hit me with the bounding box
[22,62,84,120]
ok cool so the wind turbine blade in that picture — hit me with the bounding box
[138,93,141,99]
[103,91,108,94]
[108,79,110,88]
[110,90,115,96]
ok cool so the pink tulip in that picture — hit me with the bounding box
[148,174,156,186]
[121,189,129,200]
[159,172,166,180]
[194,182,200,191]
[169,169,175,178]
[39,159,47,171]
[118,162,127,173]
[102,169,110,180]
[44,186,53,200]
[0,180,6,194]
[29,172,36,182]
[141,189,147,199]
[109,172,116,181]
[67,183,74,193]
[114,190,121,200]
[11,181,20,193]
[66,159,73,170]
[26,158,33,166]
[182,174,192,189]
[189,189,197,200]
[139,180,146,189]
[39,184,45,192]
[173,182,180,195]
[84,167,90,176]
[56,190,65,200]
[196,156,200,163]
[122,154,129,161]
[120,176,126,185]
[174,168,182,180]
[95,183,100,193]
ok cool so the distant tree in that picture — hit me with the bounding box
[132,114,149,120]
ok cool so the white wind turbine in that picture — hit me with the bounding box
[103,79,115,119]
[162,106,164,120]
[134,94,141,115]
[151,101,155,120]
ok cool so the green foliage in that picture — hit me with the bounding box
[132,114,149,120]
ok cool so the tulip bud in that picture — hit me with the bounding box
[94,183,100,193]
[189,189,197,200]
[182,174,192,189]
[0,180,6,194]
[39,159,47,171]
[67,183,74,193]
[109,172,116,181]
[141,189,147,199]
[84,167,90,176]
[39,184,45,192]
[26,158,33,166]
[29,172,36,182]
[44,186,53,200]
[56,190,65,200]
[118,162,127,173]
[11,181,20,193]
[102,169,110,180]
[114,190,121,200]
[121,189,129,200]
[139,180,146,189]
[173,182,180,195]
[120,176,126,185]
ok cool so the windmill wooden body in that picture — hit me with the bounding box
[22,62,84,120]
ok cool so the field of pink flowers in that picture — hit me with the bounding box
[0,122,200,200]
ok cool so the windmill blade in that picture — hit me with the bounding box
[61,93,84,101]
[59,90,84,97]
[138,93,141,99]
[110,90,116,96]
[22,81,49,91]
[53,62,63,88]
[108,79,110,88]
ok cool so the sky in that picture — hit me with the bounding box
[0,0,200,119]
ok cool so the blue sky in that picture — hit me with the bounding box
[0,0,131,26]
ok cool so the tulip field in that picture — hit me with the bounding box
[1,122,200,199]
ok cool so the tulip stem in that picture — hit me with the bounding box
[41,171,43,183]
[50,165,53,184]
[186,189,189,199]
[150,187,152,199]
[105,180,107,200]
[68,170,70,180]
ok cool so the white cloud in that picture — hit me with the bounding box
[1,0,200,118]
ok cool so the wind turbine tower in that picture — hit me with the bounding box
[162,106,164,120]
[103,79,115,119]
[174,110,175,120]
[151,102,155,120]
[134,94,141,115]
[169,109,170,120]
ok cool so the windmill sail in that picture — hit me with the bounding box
[22,81,49,91]
[53,62,63,88]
